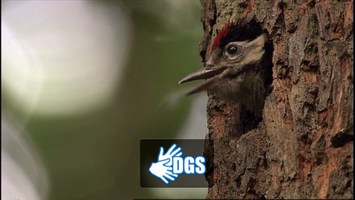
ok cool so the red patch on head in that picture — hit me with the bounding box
[211,23,231,51]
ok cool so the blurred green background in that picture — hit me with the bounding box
[2,0,208,199]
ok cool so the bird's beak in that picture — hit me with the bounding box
[178,67,226,84]
[178,66,227,95]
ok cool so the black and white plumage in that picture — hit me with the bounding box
[179,19,269,115]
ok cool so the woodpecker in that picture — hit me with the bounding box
[179,20,268,115]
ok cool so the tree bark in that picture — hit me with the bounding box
[200,0,353,199]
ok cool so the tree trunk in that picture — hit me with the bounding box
[200,0,353,199]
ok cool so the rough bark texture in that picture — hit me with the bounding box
[200,0,353,199]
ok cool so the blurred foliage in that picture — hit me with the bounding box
[2,0,203,199]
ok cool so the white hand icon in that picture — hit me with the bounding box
[149,159,178,184]
[157,144,182,166]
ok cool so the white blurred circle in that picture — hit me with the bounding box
[2,1,132,116]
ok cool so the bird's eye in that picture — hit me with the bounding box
[225,44,239,56]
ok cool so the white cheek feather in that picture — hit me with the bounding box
[241,34,266,64]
